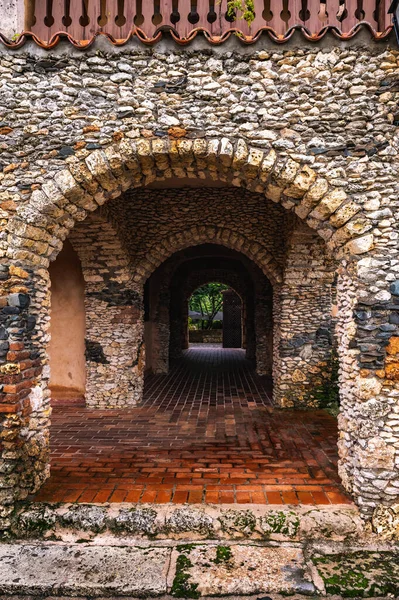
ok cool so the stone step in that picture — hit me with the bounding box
[0,542,398,597]
[0,542,314,597]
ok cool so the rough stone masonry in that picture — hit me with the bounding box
[0,32,398,531]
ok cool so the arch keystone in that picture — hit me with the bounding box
[245,148,264,179]
[259,149,277,182]
[67,157,101,196]
[275,158,300,186]
[295,177,329,219]
[220,138,234,167]
[284,165,317,199]
[53,169,85,204]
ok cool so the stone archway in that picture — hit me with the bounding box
[1,136,398,518]
[167,260,272,376]
[131,225,283,287]
[174,269,253,359]
[142,244,273,376]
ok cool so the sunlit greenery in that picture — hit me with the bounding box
[189,283,229,330]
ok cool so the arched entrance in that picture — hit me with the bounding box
[2,137,396,516]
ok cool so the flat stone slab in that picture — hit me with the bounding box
[313,551,399,597]
[171,544,315,596]
[0,544,170,596]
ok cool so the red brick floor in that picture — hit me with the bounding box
[34,347,351,505]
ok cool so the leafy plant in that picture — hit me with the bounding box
[189,283,228,330]
[227,0,256,25]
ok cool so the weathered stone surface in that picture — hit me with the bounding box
[358,437,395,470]
[61,504,107,533]
[345,233,374,255]
[175,544,315,596]
[9,503,364,544]
[112,507,158,535]
[372,503,399,539]
[0,545,170,596]
[166,507,214,536]
[313,551,399,596]
[218,509,257,536]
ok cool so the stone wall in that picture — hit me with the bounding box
[69,211,145,408]
[274,221,336,407]
[105,187,287,281]
[0,39,398,519]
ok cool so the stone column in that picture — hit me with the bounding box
[84,285,145,408]
[254,283,273,376]
[148,285,170,374]
[169,291,187,361]
[337,254,399,518]
[69,212,146,408]
[273,223,335,408]
[0,265,51,530]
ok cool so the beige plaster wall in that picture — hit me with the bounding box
[48,240,86,402]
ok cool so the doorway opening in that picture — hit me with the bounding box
[37,185,347,507]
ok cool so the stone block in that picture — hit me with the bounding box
[172,544,315,596]
[0,544,170,596]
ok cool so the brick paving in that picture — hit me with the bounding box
[34,347,351,505]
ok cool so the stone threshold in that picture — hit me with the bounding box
[0,541,398,597]
[1,503,398,597]
[4,502,366,543]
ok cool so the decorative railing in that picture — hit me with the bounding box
[24,0,391,43]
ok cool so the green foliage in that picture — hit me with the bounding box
[189,282,228,330]
[227,0,256,25]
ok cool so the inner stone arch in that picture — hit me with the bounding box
[143,244,273,379]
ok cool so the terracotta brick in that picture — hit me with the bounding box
[109,489,128,502]
[30,348,348,507]
[93,490,112,503]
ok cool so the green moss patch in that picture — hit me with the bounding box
[218,509,256,535]
[313,551,399,597]
[171,546,200,599]
[260,510,300,537]
[214,545,233,565]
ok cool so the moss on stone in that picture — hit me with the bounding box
[61,504,107,533]
[166,508,214,536]
[16,504,56,538]
[218,509,256,535]
[260,510,300,537]
[110,506,158,536]
[214,545,233,564]
[171,547,200,599]
[313,551,399,597]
